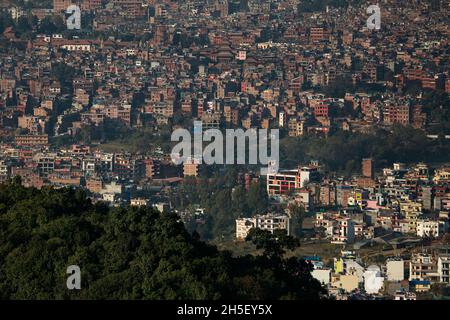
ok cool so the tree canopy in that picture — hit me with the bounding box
[280,125,450,176]
[0,181,325,300]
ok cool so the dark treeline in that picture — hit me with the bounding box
[297,0,365,12]
[170,169,269,240]
[280,125,450,176]
[0,180,325,299]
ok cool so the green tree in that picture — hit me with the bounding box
[246,228,300,260]
[0,183,325,300]
[289,203,305,238]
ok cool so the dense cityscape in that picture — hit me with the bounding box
[0,0,449,302]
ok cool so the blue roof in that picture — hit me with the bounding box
[409,280,431,285]
[303,256,321,261]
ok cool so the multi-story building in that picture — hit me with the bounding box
[310,27,329,43]
[362,158,374,179]
[294,188,313,211]
[111,0,145,18]
[437,255,450,284]
[53,0,73,13]
[331,218,355,244]
[183,158,199,177]
[15,134,49,147]
[86,178,103,193]
[400,201,423,234]
[434,167,450,184]
[236,213,290,240]
[416,219,440,238]
[201,111,221,129]
[319,184,337,206]
[81,0,102,11]
[383,103,410,125]
[144,158,160,179]
[214,0,228,17]
[419,186,433,211]
[0,160,10,182]
[130,198,148,207]
[266,169,300,195]
[409,253,439,282]
[288,118,304,137]
[114,154,144,180]
[336,185,353,207]
[34,153,56,174]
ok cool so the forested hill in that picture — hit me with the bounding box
[0,180,325,300]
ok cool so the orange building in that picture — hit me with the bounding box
[183,159,199,177]
[15,134,49,146]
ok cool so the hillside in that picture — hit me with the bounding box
[0,179,325,300]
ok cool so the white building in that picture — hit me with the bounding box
[236,218,255,240]
[100,181,123,196]
[61,41,92,52]
[344,259,365,283]
[331,218,355,244]
[299,166,319,188]
[438,256,450,284]
[311,268,331,286]
[130,198,148,207]
[315,212,334,238]
[0,160,9,178]
[236,213,290,240]
[102,193,117,203]
[8,6,24,20]
[295,189,312,211]
[394,290,416,300]
[416,220,440,238]
[278,111,285,127]
[364,265,384,294]
[386,259,404,281]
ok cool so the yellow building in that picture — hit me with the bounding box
[400,201,423,233]
[334,258,344,274]
[288,118,304,137]
[433,167,450,183]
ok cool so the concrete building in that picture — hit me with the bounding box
[100,181,123,196]
[386,258,405,281]
[266,169,299,195]
[409,253,439,282]
[130,198,148,207]
[266,166,319,196]
[15,134,49,146]
[416,219,440,238]
[331,273,359,293]
[400,201,423,234]
[364,265,384,294]
[362,158,374,179]
[438,256,450,284]
[311,268,331,286]
[420,186,433,211]
[235,213,290,240]
[331,218,355,244]
[53,0,73,13]
[183,158,199,177]
[394,290,416,300]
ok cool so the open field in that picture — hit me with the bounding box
[213,237,440,267]
[93,141,134,153]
